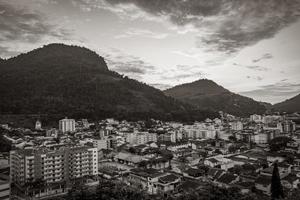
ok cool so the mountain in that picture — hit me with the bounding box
[0,44,217,122]
[164,79,267,116]
[273,94,300,113]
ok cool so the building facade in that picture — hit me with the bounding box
[10,146,98,198]
[59,118,75,133]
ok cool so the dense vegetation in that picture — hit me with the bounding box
[273,94,300,113]
[0,44,218,123]
[164,79,267,117]
[0,134,11,152]
[269,136,293,152]
[60,179,256,200]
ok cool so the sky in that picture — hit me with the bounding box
[1,0,300,104]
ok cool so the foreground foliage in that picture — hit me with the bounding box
[62,179,256,200]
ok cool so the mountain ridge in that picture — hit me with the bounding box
[164,79,267,116]
[0,43,218,122]
[273,93,300,113]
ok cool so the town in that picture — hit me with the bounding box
[1,112,300,200]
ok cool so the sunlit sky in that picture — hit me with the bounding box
[1,0,300,104]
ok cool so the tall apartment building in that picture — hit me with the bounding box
[10,146,98,198]
[59,118,75,133]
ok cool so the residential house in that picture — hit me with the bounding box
[255,175,272,195]
[215,173,239,188]
[154,174,181,194]
[183,168,205,180]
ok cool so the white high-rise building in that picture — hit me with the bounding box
[59,118,75,133]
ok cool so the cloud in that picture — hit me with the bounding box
[252,53,273,63]
[244,66,269,72]
[160,70,206,82]
[114,28,168,39]
[102,0,300,54]
[0,1,71,57]
[233,63,269,72]
[72,0,160,21]
[0,46,21,58]
[150,83,172,90]
[246,75,263,81]
[100,48,155,79]
[240,82,300,103]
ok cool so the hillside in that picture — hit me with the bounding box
[273,94,300,113]
[0,44,217,122]
[164,79,267,117]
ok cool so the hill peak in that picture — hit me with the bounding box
[164,79,228,97]
[6,43,109,71]
[273,93,300,113]
[164,79,266,116]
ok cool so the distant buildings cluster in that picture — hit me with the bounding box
[1,112,300,199]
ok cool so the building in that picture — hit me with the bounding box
[0,174,10,200]
[183,123,217,139]
[93,139,108,150]
[59,118,75,133]
[230,121,243,131]
[125,132,157,145]
[35,120,42,130]
[262,115,282,124]
[255,175,272,195]
[137,132,157,145]
[93,136,117,150]
[250,114,262,123]
[251,131,276,144]
[10,146,98,199]
[281,120,296,134]
[127,168,179,195]
[46,128,59,137]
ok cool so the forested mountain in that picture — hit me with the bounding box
[164,79,267,117]
[0,44,217,122]
[273,94,300,113]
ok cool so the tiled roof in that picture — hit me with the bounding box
[130,168,163,178]
[159,174,179,184]
[184,168,205,177]
[216,173,237,184]
[178,180,202,191]
[282,174,299,183]
[207,158,219,163]
[208,168,224,179]
[255,175,271,186]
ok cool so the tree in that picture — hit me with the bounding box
[286,188,300,200]
[229,165,243,175]
[228,145,238,153]
[269,136,293,152]
[159,150,174,168]
[128,147,137,154]
[271,162,284,200]
[229,135,237,142]
[138,160,148,169]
